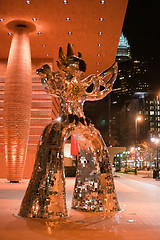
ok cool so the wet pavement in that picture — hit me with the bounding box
[0,174,160,240]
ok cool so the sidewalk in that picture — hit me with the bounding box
[0,175,159,240]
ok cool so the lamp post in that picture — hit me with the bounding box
[135,115,143,144]
[151,137,160,179]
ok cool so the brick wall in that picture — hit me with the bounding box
[0,58,59,179]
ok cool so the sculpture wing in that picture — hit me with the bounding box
[98,62,118,80]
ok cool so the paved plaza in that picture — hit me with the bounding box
[0,173,160,240]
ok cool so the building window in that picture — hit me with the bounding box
[150,111,154,115]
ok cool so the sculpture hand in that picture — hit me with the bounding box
[85,62,118,101]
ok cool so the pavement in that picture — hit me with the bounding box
[0,173,160,240]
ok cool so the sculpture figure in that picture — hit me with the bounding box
[19,44,120,219]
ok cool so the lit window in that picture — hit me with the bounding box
[150,111,154,115]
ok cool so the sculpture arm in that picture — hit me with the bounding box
[85,62,118,101]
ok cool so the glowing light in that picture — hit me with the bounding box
[98,44,101,47]
[32,18,37,21]
[38,32,42,35]
[100,0,105,4]
[131,147,134,152]
[136,116,142,121]
[57,117,61,121]
[151,137,155,142]
[66,18,70,21]
[26,1,31,4]
[0,18,4,22]
[99,17,104,21]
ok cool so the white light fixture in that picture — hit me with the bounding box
[98,44,101,47]
[26,1,31,4]
[66,18,70,21]
[100,0,105,4]
[99,17,104,21]
[32,18,37,21]
[63,0,68,3]
[57,117,61,121]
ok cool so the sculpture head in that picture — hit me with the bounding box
[36,64,52,84]
[56,43,86,77]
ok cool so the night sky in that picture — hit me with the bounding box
[122,0,159,61]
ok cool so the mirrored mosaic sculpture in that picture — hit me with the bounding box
[19,44,120,219]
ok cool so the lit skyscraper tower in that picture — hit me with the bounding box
[116,32,131,62]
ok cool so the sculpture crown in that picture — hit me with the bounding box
[56,43,86,73]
